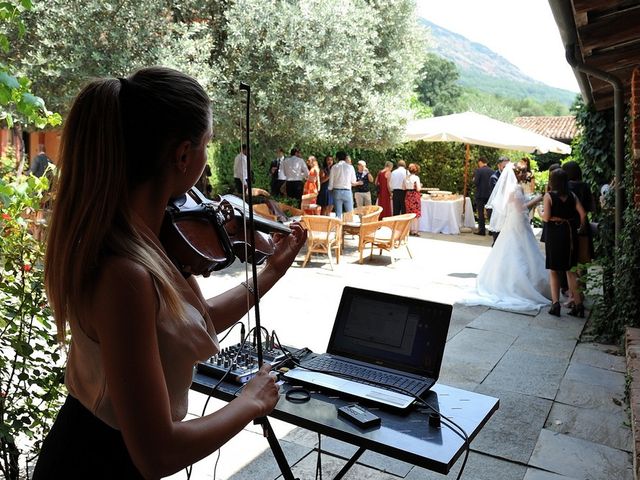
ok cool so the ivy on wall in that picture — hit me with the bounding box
[572,101,640,341]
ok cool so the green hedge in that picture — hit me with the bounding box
[208,140,511,199]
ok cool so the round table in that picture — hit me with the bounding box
[418,196,475,234]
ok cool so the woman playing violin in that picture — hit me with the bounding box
[34,66,306,478]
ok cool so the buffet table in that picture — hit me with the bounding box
[418,196,475,234]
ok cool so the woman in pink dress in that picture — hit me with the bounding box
[375,161,393,219]
[404,163,422,236]
[302,156,321,214]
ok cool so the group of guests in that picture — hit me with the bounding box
[468,156,594,318]
[264,149,424,236]
[375,159,422,236]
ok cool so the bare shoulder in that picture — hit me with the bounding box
[97,256,154,299]
[90,256,157,339]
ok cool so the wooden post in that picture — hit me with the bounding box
[462,144,470,215]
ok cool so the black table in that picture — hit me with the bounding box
[192,372,499,478]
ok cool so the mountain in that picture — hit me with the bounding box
[419,18,577,106]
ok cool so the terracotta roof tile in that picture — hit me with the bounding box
[513,116,578,143]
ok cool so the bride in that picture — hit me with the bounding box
[462,162,550,312]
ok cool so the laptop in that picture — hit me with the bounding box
[283,287,452,410]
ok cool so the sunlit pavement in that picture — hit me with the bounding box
[166,231,632,480]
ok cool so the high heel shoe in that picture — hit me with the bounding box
[549,302,561,317]
[568,303,585,318]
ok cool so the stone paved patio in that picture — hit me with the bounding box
[166,231,632,480]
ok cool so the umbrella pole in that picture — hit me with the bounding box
[460,144,472,233]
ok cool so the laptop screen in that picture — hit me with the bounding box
[327,287,452,379]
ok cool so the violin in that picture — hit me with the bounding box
[160,187,291,277]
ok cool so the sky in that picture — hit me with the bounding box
[415,0,580,93]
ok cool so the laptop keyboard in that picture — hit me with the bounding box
[303,356,429,396]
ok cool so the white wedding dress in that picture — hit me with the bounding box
[461,163,551,312]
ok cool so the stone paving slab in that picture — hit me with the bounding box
[555,377,627,414]
[286,451,400,480]
[529,429,633,480]
[440,327,515,387]
[405,451,527,480]
[357,451,413,478]
[281,428,414,477]
[227,438,312,480]
[522,469,580,480]
[562,362,626,390]
[447,304,486,340]
[438,363,482,391]
[480,350,569,400]
[509,325,577,361]
[471,385,553,464]
[530,313,585,338]
[545,402,632,452]
[572,342,626,373]
[466,309,535,337]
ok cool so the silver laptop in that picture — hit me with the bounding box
[283,287,452,410]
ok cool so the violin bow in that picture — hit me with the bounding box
[238,82,265,368]
[239,85,300,477]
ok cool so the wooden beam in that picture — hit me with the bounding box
[592,90,633,111]
[572,0,630,16]
[588,67,634,92]
[590,78,633,111]
[577,6,640,52]
[585,41,640,71]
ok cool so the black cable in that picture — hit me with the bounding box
[285,386,311,403]
[213,448,222,480]
[217,321,244,344]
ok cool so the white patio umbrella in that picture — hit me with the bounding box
[404,111,571,231]
[404,111,572,154]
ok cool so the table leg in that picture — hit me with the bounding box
[332,446,366,480]
[260,418,299,480]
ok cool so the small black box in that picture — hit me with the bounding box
[337,404,381,428]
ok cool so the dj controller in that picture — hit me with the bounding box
[197,342,289,384]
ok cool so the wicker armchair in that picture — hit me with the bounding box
[357,213,416,264]
[341,205,383,241]
[300,215,342,269]
[253,203,278,221]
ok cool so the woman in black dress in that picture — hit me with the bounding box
[317,155,334,215]
[542,169,587,317]
[562,161,595,263]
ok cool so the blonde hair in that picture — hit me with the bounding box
[45,67,211,341]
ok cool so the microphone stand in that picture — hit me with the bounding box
[239,83,297,480]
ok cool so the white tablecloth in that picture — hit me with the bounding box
[418,197,475,235]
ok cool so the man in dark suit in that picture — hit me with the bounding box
[269,148,285,196]
[472,157,494,235]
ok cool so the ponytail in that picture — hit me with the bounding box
[46,67,211,341]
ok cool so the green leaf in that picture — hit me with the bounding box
[0,71,20,89]
[21,0,33,10]
[0,34,8,53]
